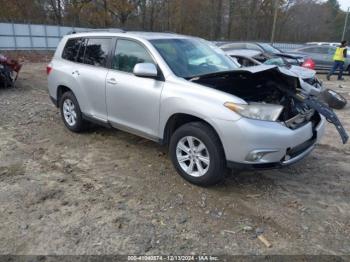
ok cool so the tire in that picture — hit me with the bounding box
[59,91,87,132]
[169,122,226,186]
[322,89,347,110]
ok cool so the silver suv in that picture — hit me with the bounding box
[48,31,330,186]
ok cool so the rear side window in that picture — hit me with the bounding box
[246,43,262,51]
[62,38,84,62]
[112,39,154,73]
[84,38,111,67]
[328,47,336,55]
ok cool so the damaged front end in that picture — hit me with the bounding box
[190,65,348,144]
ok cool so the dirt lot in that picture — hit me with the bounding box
[0,63,350,255]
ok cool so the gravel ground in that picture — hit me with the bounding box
[0,63,349,255]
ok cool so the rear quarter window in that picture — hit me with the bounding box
[62,38,85,62]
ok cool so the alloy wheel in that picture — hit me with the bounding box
[176,136,210,177]
[63,99,77,127]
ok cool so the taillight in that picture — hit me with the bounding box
[302,58,315,70]
[46,66,52,75]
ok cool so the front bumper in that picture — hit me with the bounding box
[213,114,326,169]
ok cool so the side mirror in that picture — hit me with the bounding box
[133,63,158,78]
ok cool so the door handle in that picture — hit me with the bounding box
[107,78,117,85]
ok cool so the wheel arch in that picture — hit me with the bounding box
[162,113,226,158]
[56,85,73,107]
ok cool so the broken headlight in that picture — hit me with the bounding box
[224,102,283,121]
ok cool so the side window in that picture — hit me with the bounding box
[112,39,154,73]
[328,47,336,55]
[316,47,329,54]
[84,38,111,67]
[300,47,322,53]
[62,38,84,62]
[237,57,256,67]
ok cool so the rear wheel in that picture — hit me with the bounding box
[169,122,226,186]
[59,91,87,132]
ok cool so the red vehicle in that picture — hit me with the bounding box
[0,54,22,88]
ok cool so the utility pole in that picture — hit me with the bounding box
[270,0,278,43]
[342,7,350,41]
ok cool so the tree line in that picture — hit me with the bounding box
[0,0,348,43]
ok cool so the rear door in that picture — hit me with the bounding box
[105,38,164,140]
[74,37,112,121]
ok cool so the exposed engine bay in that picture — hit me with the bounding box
[190,66,348,143]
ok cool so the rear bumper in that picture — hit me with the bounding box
[213,113,326,168]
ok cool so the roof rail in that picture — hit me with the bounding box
[68,28,126,35]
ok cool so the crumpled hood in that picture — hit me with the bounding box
[287,65,316,79]
[189,64,279,81]
[276,52,304,59]
[234,64,277,74]
[190,64,300,82]
[277,65,316,80]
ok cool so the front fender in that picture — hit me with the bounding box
[158,96,241,139]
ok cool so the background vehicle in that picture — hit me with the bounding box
[226,49,318,84]
[218,42,305,66]
[48,31,346,186]
[289,45,350,74]
[0,54,22,88]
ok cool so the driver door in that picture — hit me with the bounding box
[106,38,164,140]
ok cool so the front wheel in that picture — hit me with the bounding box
[169,122,226,186]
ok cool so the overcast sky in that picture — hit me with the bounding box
[337,0,350,11]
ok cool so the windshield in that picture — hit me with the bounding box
[259,43,282,54]
[150,38,239,78]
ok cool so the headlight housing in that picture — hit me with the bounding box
[224,102,283,121]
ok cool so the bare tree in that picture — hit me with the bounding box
[0,0,346,42]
